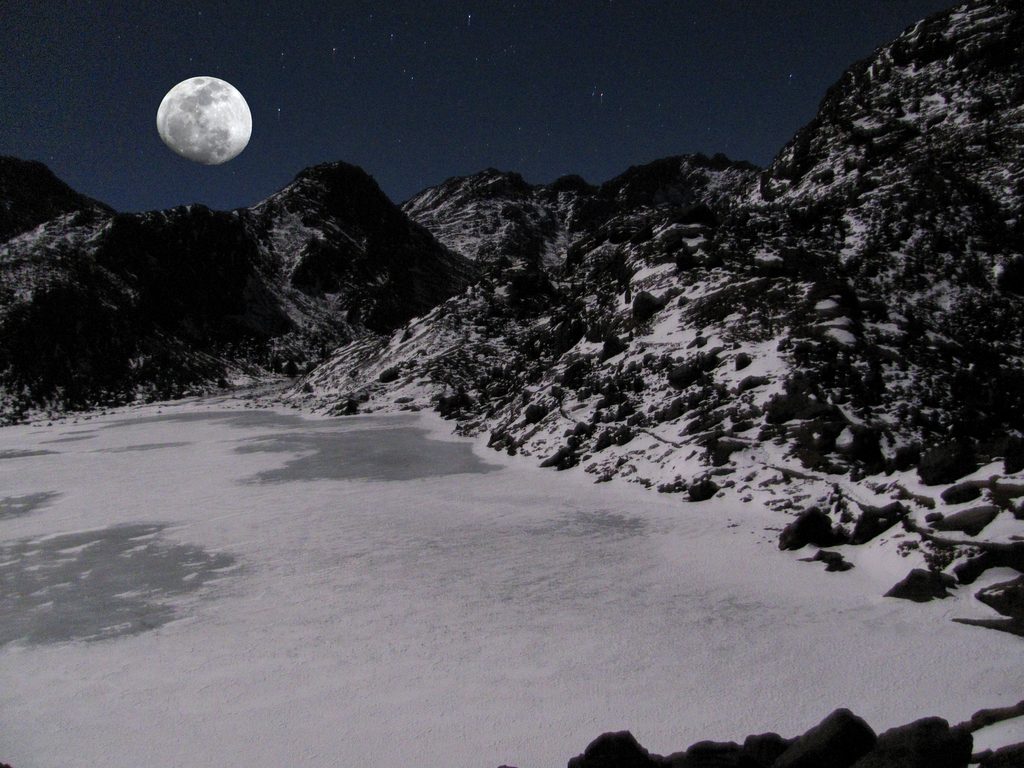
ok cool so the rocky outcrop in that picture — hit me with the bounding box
[850,718,971,768]
[953,575,1024,637]
[778,508,847,550]
[555,703,1024,768]
[932,505,1000,536]
[885,568,956,602]
[773,709,875,768]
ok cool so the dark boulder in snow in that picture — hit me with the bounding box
[539,445,576,470]
[774,708,876,768]
[940,483,983,505]
[884,569,956,602]
[917,442,978,486]
[600,335,628,361]
[688,478,720,502]
[954,575,1024,637]
[632,291,667,323]
[974,575,1024,620]
[437,388,473,417]
[736,375,769,393]
[850,502,907,545]
[800,549,854,572]
[779,507,847,550]
[849,717,971,768]
[523,402,548,424]
[932,505,1000,536]
[680,740,761,767]
[667,352,721,390]
[977,741,1024,768]
[742,732,794,767]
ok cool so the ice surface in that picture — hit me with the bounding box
[0,400,1021,767]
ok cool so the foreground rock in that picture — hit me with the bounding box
[932,506,1001,537]
[850,718,971,768]
[953,575,1024,638]
[558,703,1024,768]
[778,508,847,551]
[884,569,956,602]
[774,709,875,768]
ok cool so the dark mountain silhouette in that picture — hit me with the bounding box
[0,159,474,420]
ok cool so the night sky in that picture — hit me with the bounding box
[2,1,954,213]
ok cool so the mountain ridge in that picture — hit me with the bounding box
[0,158,474,420]
[285,0,1024,622]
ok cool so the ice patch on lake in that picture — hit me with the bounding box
[236,425,501,483]
[0,522,238,646]
[0,491,60,521]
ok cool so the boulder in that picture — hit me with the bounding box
[954,543,1024,584]
[775,708,876,768]
[377,365,400,383]
[668,361,703,390]
[539,445,575,470]
[974,575,1024,619]
[601,335,628,361]
[978,741,1024,767]
[850,717,971,768]
[742,733,793,767]
[437,388,473,417]
[734,352,752,371]
[884,569,955,602]
[850,502,907,545]
[917,442,978,486]
[632,291,667,323]
[688,478,720,502]
[682,740,762,767]
[800,549,855,572]
[932,505,1000,536]
[567,731,661,768]
[940,483,982,505]
[779,507,847,550]
[668,353,720,390]
[523,402,548,424]
[736,375,769,393]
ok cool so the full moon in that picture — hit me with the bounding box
[156,76,252,165]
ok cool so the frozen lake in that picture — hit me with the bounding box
[0,398,1021,767]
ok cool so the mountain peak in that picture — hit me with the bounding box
[292,160,378,186]
[0,156,112,241]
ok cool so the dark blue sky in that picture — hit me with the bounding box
[2,1,953,212]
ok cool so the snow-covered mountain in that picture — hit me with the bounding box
[291,0,1024,607]
[402,168,594,272]
[0,159,474,421]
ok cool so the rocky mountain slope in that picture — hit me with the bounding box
[0,160,474,421]
[290,0,1024,623]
